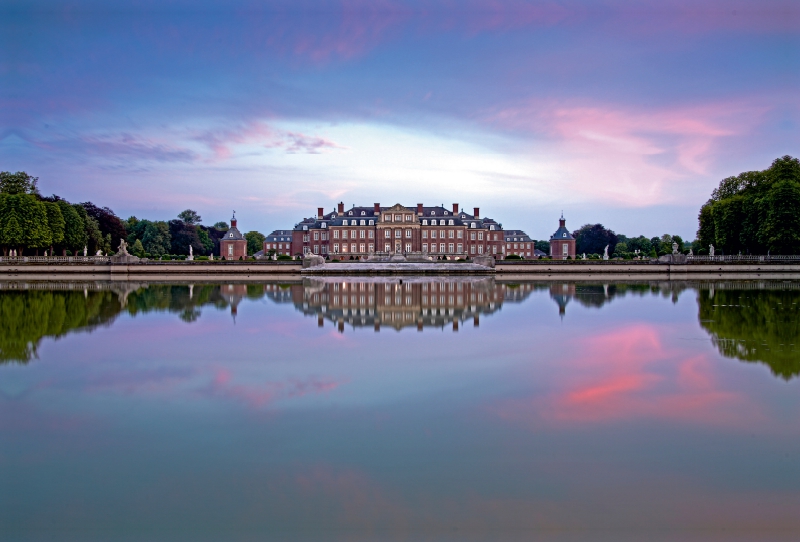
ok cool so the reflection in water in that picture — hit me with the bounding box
[698,282,800,380]
[2,279,799,381]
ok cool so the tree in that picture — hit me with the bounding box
[178,209,202,225]
[696,202,716,252]
[44,202,65,254]
[759,179,800,254]
[81,202,127,251]
[169,219,202,255]
[534,240,550,254]
[196,226,214,254]
[57,200,86,254]
[74,204,106,254]
[0,171,39,195]
[244,231,265,255]
[573,224,618,256]
[213,221,229,230]
[131,239,145,257]
[0,201,23,253]
[141,221,171,257]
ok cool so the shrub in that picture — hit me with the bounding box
[566,255,572,260]
[238,256,243,260]
[196,255,209,261]
[277,254,292,261]
[505,254,523,260]
[65,250,72,256]
[161,255,171,261]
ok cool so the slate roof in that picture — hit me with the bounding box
[504,230,533,242]
[266,230,293,242]
[550,225,574,241]
[222,225,245,241]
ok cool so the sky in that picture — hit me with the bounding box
[1,0,798,240]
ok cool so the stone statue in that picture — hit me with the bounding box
[709,244,715,257]
[689,248,693,256]
[117,239,129,256]
[44,250,47,257]
[96,250,103,256]
[187,245,194,261]
[582,253,586,260]
[602,245,609,260]
[209,253,214,261]
[672,242,679,255]
[83,246,87,257]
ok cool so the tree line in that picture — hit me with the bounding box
[0,171,267,258]
[696,155,800,255]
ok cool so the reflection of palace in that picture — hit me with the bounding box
[263,278,538,332]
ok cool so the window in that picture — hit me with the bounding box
[471,232,476,240]
[395,214,401,221]
[368,230,374,238]
[448,243,454,253]
[342,230,348,239]
[385,230,391,238]
[360,220,365,226]
[302,226,308,231]
[369,220,374,225]
[395,230,401,238]
[385,243,391,252]
[431,219,437,225]
[422,243,428,252]
[351,243,357,252]
[333,243,339,252]
[440,243,446,252]
[431,211,436,216]
[470,246,476,254]
[405,243,411,252]
[360,230,365,239]
[313,231,319,240]
[563,233,567,238]
[228,245,233,256]
[368,243,374,252]
[348,211,353,215]
[490,226,495,230]
[333,230,339,239]
[444,210,448,215]
[406,215,412,221]
[457,243,463,253]
[493,246,497,254]
[478,246,484,254]
[343,220,348,225]
[448,219,454,225]
[321,233,327,241]
[457,230,463,238]
[303,234,309,242]
[351,230,356,238]
[361,211,365,216]
[471,222,476,228]
[422,230,428,239]
[386,214,393,222]
[405,229,411,238]
[423,219,428,225]
[313,245,319,254]
[478,232,484,240]
[341,244,348,253]
[303,246,310,254]
[360,243,365,253]
[448,230,454,238]
[322,246,328,254]
[563,244,568,255]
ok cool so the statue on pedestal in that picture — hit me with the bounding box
[117,239,129,256]
[187,245,194,261]
[672,242,679,255]
[709,244,715,257]
[602,245,609,260]
[83,246,87,257]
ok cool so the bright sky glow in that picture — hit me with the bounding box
[1,0,798,239]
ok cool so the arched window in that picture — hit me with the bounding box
[361,211,365,215]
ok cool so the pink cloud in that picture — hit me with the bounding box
[491,324,764,428]
[192,122,346,160]
[202,368,344,408]
[486,98,769,205]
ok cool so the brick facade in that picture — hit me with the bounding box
[219,215,248,260]
[549,215,576,260]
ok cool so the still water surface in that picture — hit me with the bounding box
[1,278,799,541]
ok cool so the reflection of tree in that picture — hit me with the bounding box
[698,288,800,380]
[0,284,240,364]
[0,290,121,363]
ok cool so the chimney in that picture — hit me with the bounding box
[374,203,380,215]
[338,202,344,214]
[317,207,324,220]
[417,203,423,215]
[452,203,459,214]
[473,207,480,219]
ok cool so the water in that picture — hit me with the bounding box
[1,278,799,542]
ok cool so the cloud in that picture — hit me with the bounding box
[202,368,344,408]
[490,323,764,429]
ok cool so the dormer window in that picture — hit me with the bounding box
[343,219,348,225]
[448,219,454,225]
[471,223,476,228]
[361,211,365,216]
[490,226,495,230]
[563,233,567,238]
[360,220,365,226]
[431,211,435,216]
[431,219,437,225]
[461,215,465,218]
[229,233,233,237]
[369,220,374,225]
[422,220,428,225]
[302,226,308,231]
[444,211,448,215]
[321,223,327,228]
[348,211,353,215]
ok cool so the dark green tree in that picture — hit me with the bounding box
[57,200,87,254]
[244,231,265,255]
[213,221,229,230]
[0,171,39,195]
[44,202,65,254]
[572,224,618,256]
[759,179,800,254]
[178,209,202,225]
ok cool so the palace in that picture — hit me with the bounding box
[273,202,505,259]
